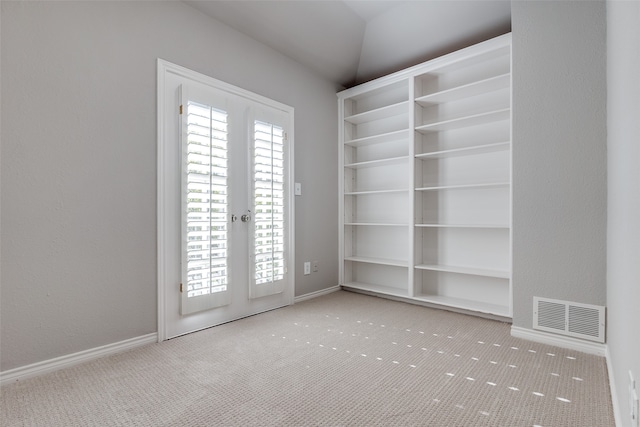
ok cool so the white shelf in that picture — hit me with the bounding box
[413,294,510,317]
[415,182,510,191]
[415,73,510,106]
[344,156,409,169]
[345,256,408,267]
[415,108,510,133]
[416,141,510,159]
[415,223,509,229]
[344,101,409,125]
[415,264,509,279]
[345,222,408,227]
[344,189,408,196]
[345,129,409,148]
[342,282,410,299]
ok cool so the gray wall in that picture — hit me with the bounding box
[607,1,640,425]
[355,1,511,84]
[511,1,607,329]
[0,1,338,372]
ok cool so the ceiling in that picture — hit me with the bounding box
[185,1,511,89]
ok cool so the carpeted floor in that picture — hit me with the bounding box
[1,290,615,426]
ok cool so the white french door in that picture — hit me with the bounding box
[158,60,294,340]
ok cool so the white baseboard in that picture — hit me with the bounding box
[294,285,341,303]
[605,345,622,427]
[511,326,607,356]
[1,333,158,386]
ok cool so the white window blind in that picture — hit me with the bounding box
[184,100,229,299]
[253,120,285,286]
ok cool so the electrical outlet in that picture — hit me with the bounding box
[312,261,319,272]
[303,261,311,275]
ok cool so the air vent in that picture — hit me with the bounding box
[533,297,605,343]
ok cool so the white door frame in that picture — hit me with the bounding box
[156,59,295,341]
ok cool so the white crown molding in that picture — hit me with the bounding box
[1,333,157,387]
[511,326,606,356]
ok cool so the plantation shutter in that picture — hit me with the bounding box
[180,85,231,315]
[250,112,288,298]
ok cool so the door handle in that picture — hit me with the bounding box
[241,212,251,222]
[231,214,238,223]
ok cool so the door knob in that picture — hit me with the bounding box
[241,213,251,222]
[231,214,238,222]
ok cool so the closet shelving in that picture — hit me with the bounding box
[340,78,411,298]
[339,34,512,317]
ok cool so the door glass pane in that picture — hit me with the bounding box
[253,120,285,286]
[185,101,229,298]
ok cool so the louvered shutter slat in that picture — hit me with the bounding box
[184,100,230,297]
[252,120,286,286]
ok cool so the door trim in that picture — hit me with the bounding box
[157,59,295,341]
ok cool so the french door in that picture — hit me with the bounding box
[158,60,294,340]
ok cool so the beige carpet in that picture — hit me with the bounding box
[1,291,614,426]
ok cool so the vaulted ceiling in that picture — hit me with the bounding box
[185,1,511,89]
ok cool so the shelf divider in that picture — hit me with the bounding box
[415,108,510,133]
[415,223,509,229]
[415,73,510,106]
[345,256,408,267]
[344,129,409,148]
[345,222,408,227]
[415,182,510,191]
[415,141,510,159]
[344,101,409,125]
[344,189,409,196]
[344,156,409,169]
[415,264,510,279]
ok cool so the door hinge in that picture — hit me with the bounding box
[284,132,288,141]
[179,104,183,115]
[180,283,183,293]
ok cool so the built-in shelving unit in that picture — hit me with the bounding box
[338,33,512,318]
